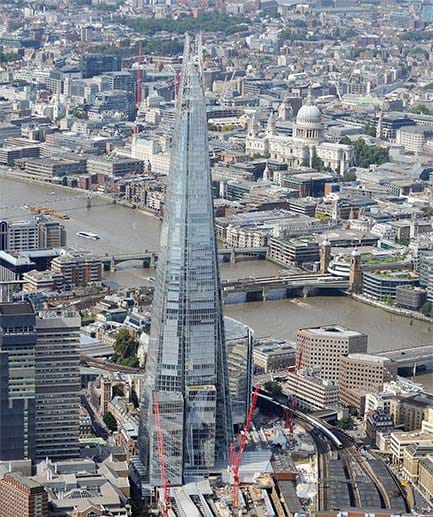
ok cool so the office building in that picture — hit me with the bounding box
[80,53,121,79]
[0,302,37,461]
[100,71,135,92]
[34,310,81,460]
[402,442,433,484]
[0,473,48,517]
[0,217,65,253]
[0,219,38,251]
[0,145,40,165]
[390,393,433,432]
[87,156,144,177]
[297,325,368,383]
[396,285,427,310]
[285,369,338,411]
[253,339,296,373]
[339,353,396,412]
[396,125,433,153]
[268,236,320,267]
[0,248,60,283]
[389,430,433,466]
[50,251,102,288]
[362,270,419,301]
[419,455,433,502]
[89,91,136,121]
[419,255,433,302]
[366,409,394,445]
[24,158,86,179]
[23,269,64,292]
[138,36,233,486]
[225,317,253,426]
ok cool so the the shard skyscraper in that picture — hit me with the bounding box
[139,35,233,486]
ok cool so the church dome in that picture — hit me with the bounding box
[296,103,321,126]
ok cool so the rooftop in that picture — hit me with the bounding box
[346,353,391,363]
[0,302,34,316]
[299,325,366,338]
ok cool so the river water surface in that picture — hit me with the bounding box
[1,177,432,379]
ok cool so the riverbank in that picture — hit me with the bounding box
[0,168,116,203]
[352,293,433,324]
[1,168,164,220]
[2,175,432,353]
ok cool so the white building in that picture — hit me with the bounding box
[285,368,338,411]
[246,92,354,174]
[131,135,170,175]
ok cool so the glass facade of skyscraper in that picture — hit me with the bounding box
[139,35,233,485]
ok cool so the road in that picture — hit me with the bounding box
[81,391,109,440]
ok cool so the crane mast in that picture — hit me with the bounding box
[229,384,260,511]
[153,391,170,517]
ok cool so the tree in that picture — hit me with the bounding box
[337,416,353,430]
[411,104,433,115]
[103,411,118,432]
[420,301,432,317]
[364,124,376,137]
[113,328,136,361]
[264,380,282,395]
[117,13,250,37]
[339,136,352,145]
[343,171,356,182]
[341,137,388,168]
[311,148,324,171]
[117,356,139,368]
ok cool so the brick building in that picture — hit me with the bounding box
[0,473,48,517]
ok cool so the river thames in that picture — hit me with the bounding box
[1,176,432,390]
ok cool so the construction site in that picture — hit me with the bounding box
[144,384,408,517]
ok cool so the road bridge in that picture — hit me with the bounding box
[378,344,433,375]
[222,273,349,303]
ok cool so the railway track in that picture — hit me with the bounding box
[309,428,331,511]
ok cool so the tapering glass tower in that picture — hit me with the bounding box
[139,35,233,485]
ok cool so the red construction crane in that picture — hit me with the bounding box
[136,41,142,107]
[153,391,170,517]
[229,384,260,512]
[286,341,304,433]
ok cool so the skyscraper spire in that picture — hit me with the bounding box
[138,34,233,486]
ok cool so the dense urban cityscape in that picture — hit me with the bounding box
[1,0,433,516]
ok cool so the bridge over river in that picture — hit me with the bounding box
[378,344,433,375]
[100,247,268,271]
[222,272,349,303]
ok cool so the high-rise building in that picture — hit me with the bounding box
[139,36,233,486]
[0,217,66,253]
[0,302,37,461]
[0,472,48,517]
[80,53,121,79]
[0,303,81,462]
[339,353,396,412]
[297,325,368,383]
[34,309,81,460]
